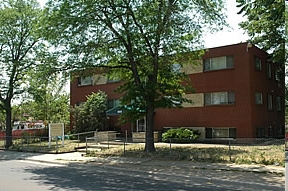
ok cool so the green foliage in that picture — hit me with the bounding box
[12,93,70,124]
[0,108,5,130]
[237,0,285,65]
[0,0,48,148]
[45,0,227,152]
[71,91,108,133]
[162,128,200,143]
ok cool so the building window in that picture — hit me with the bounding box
[107,75,120,83]
[276,96,282,111]
[107,99,120,109]
[267,63,272,79]
[256,128,265,138]
[136,118,146,132]
[205,127,236,138]
[204,56,234,71]
[172,63,181,73]
[267,94,273,110]
[78,76,93,86]
[268,126,274,137]
[204,92,235,105]
[255,92,263,105]
[254,56,261,71]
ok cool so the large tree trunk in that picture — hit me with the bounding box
[144,101,155,152]
[5,102,12,148]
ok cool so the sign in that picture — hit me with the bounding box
[49,123,65,148]
[49,123,64,137]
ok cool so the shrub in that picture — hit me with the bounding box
[162,128,200,143]
[70,91,108,133]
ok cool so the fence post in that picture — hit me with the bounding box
[169,138,172,157]
[85,136,88,154]
[229,140,231,162]
[21,136,23,150]
[123,139,126,156]
[56,137,58,153]
[107,131,110,149]
[78,134,80,147]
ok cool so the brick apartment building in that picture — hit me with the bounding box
[70,43,285,139]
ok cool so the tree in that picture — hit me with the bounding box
[24,66,69,124]
[12,94,70,124]
[45,0,227,152]
[0,0,46,148]
[236,0,285,65]
[71,91,108,134]
[0,106,5,130]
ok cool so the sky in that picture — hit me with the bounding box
[203,1,248,48]
[38,0,248,49]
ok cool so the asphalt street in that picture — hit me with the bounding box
[0,157,284,191]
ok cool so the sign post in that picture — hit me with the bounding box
[49,123,64,148]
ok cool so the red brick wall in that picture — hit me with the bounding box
[70,43,285,138]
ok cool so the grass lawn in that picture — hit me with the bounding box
[86,143,285,167]
[0,139,87,153]
[0,138,284,167]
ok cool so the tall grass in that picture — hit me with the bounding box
[86,144,285,167]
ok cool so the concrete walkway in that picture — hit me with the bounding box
[0,150,284,176]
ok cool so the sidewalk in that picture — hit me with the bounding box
[0,150,284,176]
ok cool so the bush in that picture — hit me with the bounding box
[162,128,200,143]
[70,91,108,133]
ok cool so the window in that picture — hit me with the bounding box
[204,56,234,71]
[136,118,146,132]
[78,76,93,86]
[255,92,263,105]
[204,92,235,105]
[276,96,282,111]
[107,75,120,83]
[267,63,272,79]
[205,127,236,138]
[267,94,273,110]
[256,128,265,138]
[172,63,181,73]
[254,56,261,71]
[268,126,274,137]
[275,66,283,88]
[107,99,120,109]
